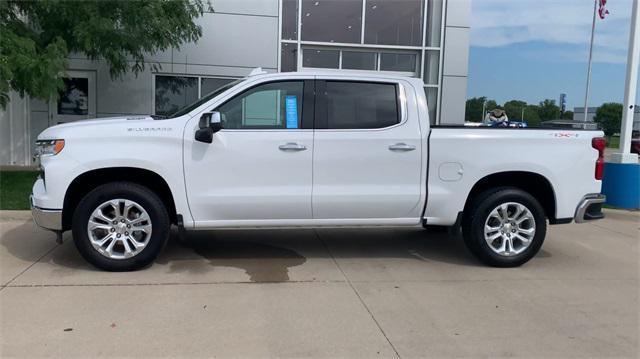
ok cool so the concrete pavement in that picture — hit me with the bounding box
[1,209,638,358]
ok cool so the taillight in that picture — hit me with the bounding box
[592,137,606,180]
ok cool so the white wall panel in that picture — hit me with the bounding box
[173,13,278,69]
[445,0,471,27]
[30,111,48,150]
[442,27,469,77]
[440,76,467,125]
[210,0,278,16]
[180,64,275,78]
[97,67,153,115]
[0,92,31,165]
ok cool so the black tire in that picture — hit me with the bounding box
[72,182,170,271]
[462,187,547,267]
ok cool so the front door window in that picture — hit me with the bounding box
[216,81,304,129]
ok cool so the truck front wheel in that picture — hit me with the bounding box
[462,187,547,267]
[72,182,170,271]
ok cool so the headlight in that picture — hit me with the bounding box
[34,139,65,157]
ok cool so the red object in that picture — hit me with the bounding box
[598,0,610,19]
[592,137,606,180]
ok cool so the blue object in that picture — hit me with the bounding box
[601,162,640,209]
[285,95,298,129]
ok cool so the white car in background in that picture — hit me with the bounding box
[31,69,606,271]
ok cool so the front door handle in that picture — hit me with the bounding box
[279,142,307,151]
[388,143,416,152]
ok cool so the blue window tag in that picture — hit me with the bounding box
[285,95,298,129]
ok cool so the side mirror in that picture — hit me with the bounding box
[195,111,223,143]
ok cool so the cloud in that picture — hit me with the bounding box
[470,0,633,63]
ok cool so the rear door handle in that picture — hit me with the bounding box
[388,143,416,152]
[279,142,307,151]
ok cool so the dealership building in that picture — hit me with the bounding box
[0,0,471,166]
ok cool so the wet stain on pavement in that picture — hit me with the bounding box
[162,234,307,282]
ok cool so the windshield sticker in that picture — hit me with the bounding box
[285,96,298,129]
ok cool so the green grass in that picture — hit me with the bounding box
[606,135,620,148]
[0,171,39,210]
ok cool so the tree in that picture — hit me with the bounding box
[537,99,561,121]
[594,103,623,137]
[503,100,528,121]
[0,0,207,108]
[561,110,574,120]
[465,97,486,122]
[485,100,500,111]
[523,105,542,127]
[465,97,500,122]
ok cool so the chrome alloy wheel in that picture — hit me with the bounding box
[483,202,536,257]
[87,199,152,260]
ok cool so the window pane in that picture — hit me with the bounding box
[201,78,236,97]
[155,76,198,117]
[281,42,298,72]
[303,48,339,68]
[216,81,304,129]
[364,0,423,46]
[380,53,417,72]
[325,81,399,129]
[426,0,443,47]
[423,50,439,85]
[282,0,298,40]
[424,86,437,124]
[58,78,89,115]
[301,0,362,43]
[341,51,377,70]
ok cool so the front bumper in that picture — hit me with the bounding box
[574,193,606,223]
[30,195,62,231]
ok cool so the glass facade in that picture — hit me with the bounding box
[364,0,423,46]
[423,50,439,85]
[281,42,298,72]
[201,78,236,97]
[154,75,237,116]
[341,51,377,70]
[303,48,340,69]
[281,0,298,40]
[280,0,444,122]
[379,53,417,72]
[57,78,89,116]
[301,0,362,43]
[155,76,198,117]
[425,0,443,47]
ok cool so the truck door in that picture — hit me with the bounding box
[183,79,315,225]
[312,79,423,220]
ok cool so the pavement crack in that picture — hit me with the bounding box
[0,243,60,291]
[314,229,402,359]
[3,279,349,288]
[589,222,638,239]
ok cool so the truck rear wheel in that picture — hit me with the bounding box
[462,187,546,267]
[72,182,170,271]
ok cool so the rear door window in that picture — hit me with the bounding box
[318,81,400,129]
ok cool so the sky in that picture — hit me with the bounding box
[467,0,640,110]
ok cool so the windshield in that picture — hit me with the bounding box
[168,78,244,118]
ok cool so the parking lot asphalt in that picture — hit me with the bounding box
[1,209,638,358]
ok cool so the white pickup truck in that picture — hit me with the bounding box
[31,70,606,271]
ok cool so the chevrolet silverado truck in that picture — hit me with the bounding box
[31,70,606,271]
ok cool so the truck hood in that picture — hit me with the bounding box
[37,115,157,140]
